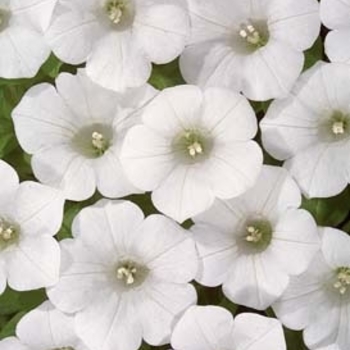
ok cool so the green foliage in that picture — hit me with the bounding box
[149,59,185,90]
[302,187,350,227]
[303,36,324,70]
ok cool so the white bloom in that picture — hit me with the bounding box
[0,0,56,79]
[47,0,189,92]
[47,200,198,350]
[0,300,89,350]
[321,0,350,63]
[191,165,320,310]
[273,228,350,350]
[120,85,263,223]
[12,69,157,201]
[179,0,320,101]
[171,305,286,350]
[261,62,350,198]
[0,160,64,294]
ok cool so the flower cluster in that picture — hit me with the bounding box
[0,0,350,350]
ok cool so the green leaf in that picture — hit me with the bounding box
[149,59,185,90]
[0,288,46,316]
[303,36,324,71]
[284,327,308,350]
[0,311,26,339]
[302,187,350,227]
[41,54,63,79]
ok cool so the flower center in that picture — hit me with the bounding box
[103,0,134,28]
[91,131,109,156]
[333,267,350,295]
[238,21,269,49]
[72,123,113,159]
[52,347,74,350]
[242,218,273,252]
[0,218,19,250]
[116,260,149,288]
[172,129,213,164]
[332,120,346,135]
[320,110,350,142]
[105,0,125,24]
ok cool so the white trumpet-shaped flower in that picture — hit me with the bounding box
[47,0,189,91]
[47,200,198,350]
[274,228,350,350]
[180,0,320,101]
[0,160,64,294]
[12,69,157,201]
[121,85,263,223]
[261,62,350,198]
[191,165,320,310]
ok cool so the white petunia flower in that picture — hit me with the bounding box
[46,0,189,92]
[191,165,320,310]
[261,62,350,198]
[12,69,157,201]
[47,200,198,350]
[0,300,89,350]
[120,85,263,223]
[179,0,320,101]
[321,0,350,63]
[171,305,286,350]
[0,0,56,79]
[0,160,64,294]
[273,227,350,350]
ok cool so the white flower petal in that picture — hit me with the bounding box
[134,0,189,64]
[76,293,142,350]
[0,26,50,79]
[321,227,350,268]
[320,0,350,29]
[241,166,301,219]
[207,141,263,199]
[191,223,237,287]
[180,41,244,92]
[31,144,96,201]
[242,39,304,100]
[139,281,197,345]
[171,305,234,350]
[72,200,144,263]
[303,302,343,349]
[325,29,350,63]
[268,0,320,51]
[11,0,57,32]
[16,301,77,349]
[120,125,174,191]
[47,7,101,64]
[94,149,141,198]
[273,253,334,330]
[152,164,214,223]
[55,70,118,124]
[0,259,6,295]
[7,235,60,290]
[141,85,204,137]
[12,83,77,154]
[223,254,289,310]
[86,31,152,92]
[135,215,197,283]
[13,181,64,237]
[0,338,30,350]
[47,239,113,313]
[233,313,286,350]
[0,160,19,207]
[285,143,350,198]
[201,88,257,142]
[270,209,320,275]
